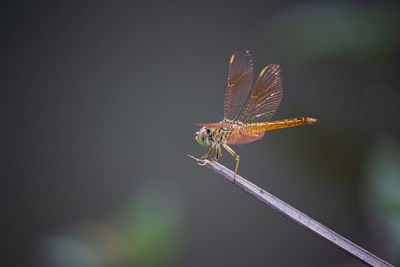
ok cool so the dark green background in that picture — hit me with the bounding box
[3,1,400,266]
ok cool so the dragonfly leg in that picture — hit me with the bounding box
[200,143,215,160]
[198,144,216,166]
[204,144,222,167]
[222,143,240,183]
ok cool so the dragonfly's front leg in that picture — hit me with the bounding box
[198,143,216,166]
[222,143,240,182]
[204,144,222,167]
[200,143,216,160]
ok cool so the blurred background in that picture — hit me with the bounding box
[3,1,400,266]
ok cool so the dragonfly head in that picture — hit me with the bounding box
[195,127,211,146]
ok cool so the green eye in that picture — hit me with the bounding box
[196,136,208,146]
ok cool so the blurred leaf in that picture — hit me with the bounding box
[363,135,400,261]
[41,236,102,267]
[115,183,185,266]
[261,3,399,66]
[39,180,185,267]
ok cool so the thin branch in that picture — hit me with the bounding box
[188,155,394,267]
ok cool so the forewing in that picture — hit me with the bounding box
[238,64,282,123]
[224,49,254,121]
[196,122,234,127]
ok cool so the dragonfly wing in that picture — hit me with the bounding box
[224,49,254,121]
[238,64,282,123]
[196,122,234,127]
[225,127,265,145]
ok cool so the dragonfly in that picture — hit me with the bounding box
[195,49,317,179]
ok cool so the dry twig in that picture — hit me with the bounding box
[189,155,394,267]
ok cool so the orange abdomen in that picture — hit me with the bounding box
[254,117,317,131]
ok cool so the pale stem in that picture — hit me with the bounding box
[189,155,394,267]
